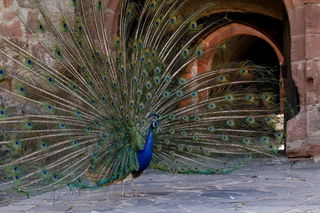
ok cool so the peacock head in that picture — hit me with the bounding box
[150,120,160,130]
[148,114,160,130]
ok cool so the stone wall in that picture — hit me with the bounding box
[284,0,320,157]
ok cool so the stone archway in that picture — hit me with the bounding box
[185,23,285,115]
[200,23,284,65]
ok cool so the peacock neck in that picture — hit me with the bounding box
[136,126,154,172]
[143,126,154,151]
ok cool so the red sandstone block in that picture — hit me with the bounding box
[286,109,307,143]
[304,0,320,4]
[306,34,320,59]
[291,61,306,105]
[292,0,305,6]
[3,0,13,8]
[307,60,320,92]
[289,6,306,36]
[305,4,320,34]
[0,21,23,38]
[2,11,17,21]
[291,35,306,61]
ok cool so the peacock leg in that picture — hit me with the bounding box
[130,176,143,197]
[121,181,126,197]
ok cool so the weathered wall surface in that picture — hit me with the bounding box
[284,0,320,157]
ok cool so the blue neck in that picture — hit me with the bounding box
[136,126,154,172]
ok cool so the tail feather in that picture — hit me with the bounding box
[0,0,283,196]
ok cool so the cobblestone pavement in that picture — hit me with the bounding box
[1,158,320,213]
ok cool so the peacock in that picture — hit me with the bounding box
[0,0,284,198]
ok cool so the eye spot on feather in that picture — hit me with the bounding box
[85,127,92,133]
[163,91,170,97]
[195,49,203,56]
[179,116,188,122]
[178,144,184,150]
[224,95,234,101]
[72,140,79,146]
[181,49,190,57]
[208,126,215,132]
[242,138,251,144]
[139,103,144,110]
[0,69,6,79]
[27,59,33,65]
[260,136,270,143]
[169,151,175,156]
[239,69,248,74]
[194,116,201,121]
[179,78,187,85]
[146,93,152,99]
[63,23,68,31]
[92,153,97,159]
[246,117,255,124]
[246,95,254,101]
[12,166,19,172]
[156,145,162,151]
[155,66,161,74]
[168,114,176,120]
[169,17,176,24]
[226,120,235,127]
[275,132,284,139]
[176,90,183,97]
[208,103,217,110]
[41,142,48,149]
[264,117,272,123]
[146,82,152,89]
[221,135,229,141]
[190,21,197,29]
[191,91,198,97]
[165,76,171,82]
[164,139,170,145]
[181,131,188,136]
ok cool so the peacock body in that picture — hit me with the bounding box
[0,0,283,197]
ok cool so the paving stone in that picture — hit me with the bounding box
[1,158,320,213]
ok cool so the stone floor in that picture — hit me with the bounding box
[1,158,320,213]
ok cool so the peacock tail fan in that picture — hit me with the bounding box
[0,0,283,196]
